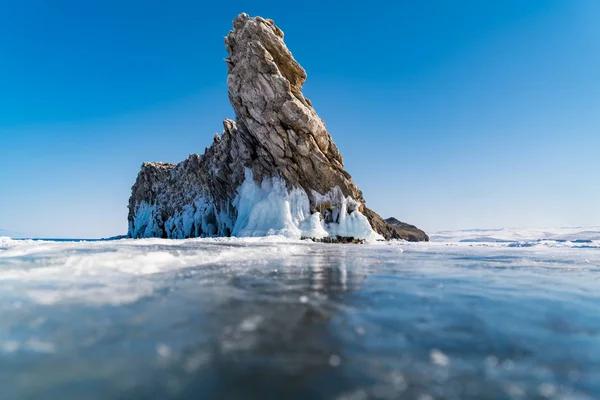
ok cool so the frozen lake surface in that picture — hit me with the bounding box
[0,229,599,399]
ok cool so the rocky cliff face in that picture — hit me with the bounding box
[384,217,430,242]
[127,13,426,242]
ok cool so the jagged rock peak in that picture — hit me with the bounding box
[223,13,358,199]
[126,13,427,242]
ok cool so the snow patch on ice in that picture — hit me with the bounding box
[0,236,309,306]
[430,227,600,248]
[0,237,14,251]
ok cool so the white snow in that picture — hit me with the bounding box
[0,236,309,306]
[0,236,17,251]
[430,226,600,247]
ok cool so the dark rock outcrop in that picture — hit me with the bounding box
[127,13,427,242]
[384,217,430,242]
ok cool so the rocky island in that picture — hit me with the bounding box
[127,13,428,242]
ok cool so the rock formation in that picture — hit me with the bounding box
[384,217,429,242]
[127,13,427,242]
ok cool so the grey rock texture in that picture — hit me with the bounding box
[383,217,430,242]
[224,14,358,201]
[127,13,427,241]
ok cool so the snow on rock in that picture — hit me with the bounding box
[232,170,382,241]
[130,169,382,241]
[127,13,424,242]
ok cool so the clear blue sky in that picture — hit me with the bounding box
[1,0,598,238]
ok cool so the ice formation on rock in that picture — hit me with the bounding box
[127,13,427,242]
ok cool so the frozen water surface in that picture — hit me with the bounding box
[0,230,599,399]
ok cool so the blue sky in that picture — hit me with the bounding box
[1,0,598,238]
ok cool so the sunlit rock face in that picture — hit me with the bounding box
[127,13,426,242]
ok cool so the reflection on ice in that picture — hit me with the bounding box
[0,232,599,398]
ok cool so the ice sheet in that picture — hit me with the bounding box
[1,231,599,399]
